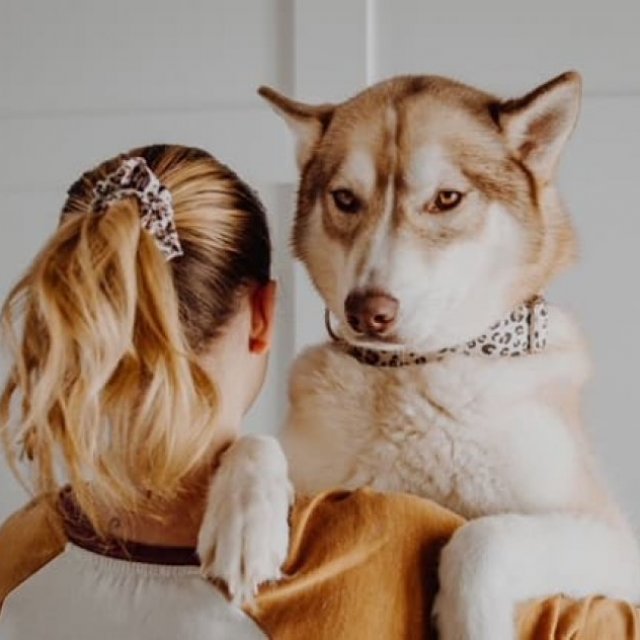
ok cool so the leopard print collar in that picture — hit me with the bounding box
[331,296,549,368]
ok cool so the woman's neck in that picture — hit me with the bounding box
[105,491,208,548]
[86,431,238,548]
[103,432,240,547]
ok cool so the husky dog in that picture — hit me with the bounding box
[198,73,640,638]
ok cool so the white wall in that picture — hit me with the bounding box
[2,0,639,528]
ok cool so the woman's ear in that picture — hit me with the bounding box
[249,280,278,355]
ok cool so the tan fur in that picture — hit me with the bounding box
[261,74,578,348]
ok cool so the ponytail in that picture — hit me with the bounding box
[1,196,218,527]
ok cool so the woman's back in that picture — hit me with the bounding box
[1,544,265,640]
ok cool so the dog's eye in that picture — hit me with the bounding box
[425,190,464,214]
[331,189,362,214]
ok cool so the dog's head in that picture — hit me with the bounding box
[260,73,580,350]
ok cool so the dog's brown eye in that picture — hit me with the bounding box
[331,189,361,214]
[425,190,464,214]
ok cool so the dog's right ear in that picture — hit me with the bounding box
[258,86,335,169]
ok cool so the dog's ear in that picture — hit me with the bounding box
[258,86,335,169]
[494,71,582,181]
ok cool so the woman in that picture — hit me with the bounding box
[0,144,635,640]
[0,144,284,638]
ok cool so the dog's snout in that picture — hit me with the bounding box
[344,291,399,336]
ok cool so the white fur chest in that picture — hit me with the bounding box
[327,351,519,518]
[283,331,588,518]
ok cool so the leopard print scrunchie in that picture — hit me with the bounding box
[91,157,183,261]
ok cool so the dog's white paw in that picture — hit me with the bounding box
[197,434,293,606]
[433,519,516,640]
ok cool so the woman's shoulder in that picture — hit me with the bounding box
[0,494,66,609]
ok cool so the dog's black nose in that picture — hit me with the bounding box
[345,291,399,336]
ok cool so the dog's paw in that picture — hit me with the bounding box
[197,435,293,605]
[433,519,516,640]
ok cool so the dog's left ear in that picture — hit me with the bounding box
[258,86,335,169]
[494,71,582,181]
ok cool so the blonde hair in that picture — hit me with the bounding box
[0,145,271,528]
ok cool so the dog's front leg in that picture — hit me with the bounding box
[433,513,640,640]
[197,435,293,605]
